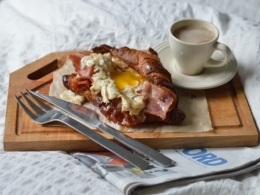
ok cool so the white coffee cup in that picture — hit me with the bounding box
[169,19,232,76]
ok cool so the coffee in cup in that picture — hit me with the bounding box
[173,25,215,44]
[169,19,232,76]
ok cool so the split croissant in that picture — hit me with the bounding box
[63,45,185,126]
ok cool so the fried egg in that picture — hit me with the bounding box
[81,53,145,115]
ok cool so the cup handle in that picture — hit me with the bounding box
[204,42,232,68]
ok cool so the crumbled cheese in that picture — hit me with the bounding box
[59,90,85,105]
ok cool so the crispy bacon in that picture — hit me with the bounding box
[68,51,92,72]
[97,97,146,126]
[78,67,94,79]
[67,52,94,82]
[140,81,174,120]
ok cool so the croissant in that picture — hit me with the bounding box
[63,45,185,126]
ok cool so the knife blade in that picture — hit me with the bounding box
[30,90,174,167]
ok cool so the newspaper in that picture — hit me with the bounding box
[71,145,260,195]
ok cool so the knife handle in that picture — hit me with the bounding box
[61,116,150,170]
[98,123,174,167]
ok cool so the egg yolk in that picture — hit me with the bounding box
[110,69,143,90]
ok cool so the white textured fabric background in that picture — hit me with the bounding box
[0,0,260,195]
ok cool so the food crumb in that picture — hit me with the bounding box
[59,90,85,105]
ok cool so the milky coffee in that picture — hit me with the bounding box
[173,25,215,44]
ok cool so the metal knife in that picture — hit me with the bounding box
[30,90,174,167]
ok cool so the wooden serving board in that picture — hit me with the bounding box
[4,51,259,151]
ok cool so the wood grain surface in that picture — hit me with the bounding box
[4,51,259,151]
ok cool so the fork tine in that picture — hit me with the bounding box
[14,95,38,120]
[20,92,46,116]
[26,89,52,111]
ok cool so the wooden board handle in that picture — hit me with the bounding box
[27,60,59,80]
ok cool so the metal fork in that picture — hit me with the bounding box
[14,90,151,170]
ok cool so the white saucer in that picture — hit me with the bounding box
[153,41,237,90]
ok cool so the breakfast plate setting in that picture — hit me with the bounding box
[153,41,237,90]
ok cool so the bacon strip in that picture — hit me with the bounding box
[140,81,174,120]
[68,52,94,80]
